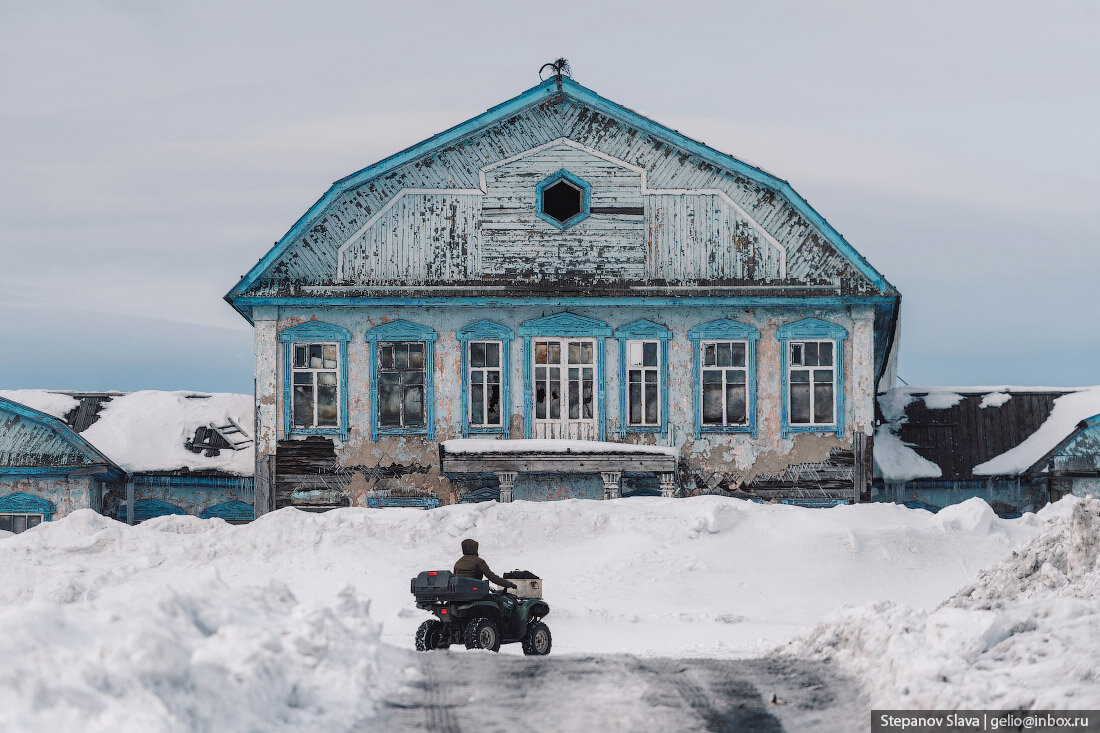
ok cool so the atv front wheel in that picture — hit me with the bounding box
[463,617,501,652]
[521,621,552,656]
[415,619,445,651]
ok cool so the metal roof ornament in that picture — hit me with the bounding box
[539,58,572,91]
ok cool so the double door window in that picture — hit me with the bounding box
[533,339,596,436]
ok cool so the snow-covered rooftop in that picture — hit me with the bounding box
[0,389,253,476]
[974,386,1100,476]
[875,385,1100,481]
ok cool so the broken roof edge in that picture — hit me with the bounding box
[225,75,897,322]
[972,387,1100,478]
[0,396,125,480]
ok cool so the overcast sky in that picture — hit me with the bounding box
[1,0,1097,393]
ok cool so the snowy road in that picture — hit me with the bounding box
[364,651,867,732]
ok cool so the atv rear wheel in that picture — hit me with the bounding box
[463,617,501,652]
[415,619,445,651]
[521,621,552,656]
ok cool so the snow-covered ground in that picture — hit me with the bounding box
[0,495,1091,730]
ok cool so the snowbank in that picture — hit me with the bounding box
[0,496,1073,727]
[974,386,1100,476]
[782,497,1099,709]
[0,512,396,733]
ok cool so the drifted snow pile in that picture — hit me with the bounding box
[0,512,396,733]
[783,496,1100,709]
[0,496,1065,728]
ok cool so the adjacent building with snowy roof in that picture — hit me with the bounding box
[225,68,900,512]
[873,386,1100,515]
[0,390,255,530]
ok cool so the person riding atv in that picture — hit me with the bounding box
[453,538,516,590]
[410,540,552,655]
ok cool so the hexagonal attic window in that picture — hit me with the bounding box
[535,170,591,229]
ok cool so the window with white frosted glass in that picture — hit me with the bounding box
[533,339,595,424]
[467,340,502,427]
[788,340,835,425]
[378,341,426,428]
[291,343,340,428]
[626,340,660,426]
[700,341,748,426]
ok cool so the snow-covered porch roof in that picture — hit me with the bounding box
[439,439,678,476]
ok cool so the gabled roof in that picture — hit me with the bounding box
[0,396,124,479]
[874,386,1100,481]
[226,75,897,312]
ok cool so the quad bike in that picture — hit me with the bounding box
[410,569,551,655]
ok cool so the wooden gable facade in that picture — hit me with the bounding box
[228,74,900,513]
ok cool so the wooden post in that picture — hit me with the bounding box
[254,454,274,517]
[601,471,622,500]
[125,481,135,525]
[660,472,678,498]
[853,431,870,504]
[495,472,517,503]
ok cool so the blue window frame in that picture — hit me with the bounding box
[689,319,760,438]
[614,320,671,436]
[115,499,187,524]
[518,312,612,440]
[365,320,438,441]
[535,169,591,230]
[777,318,847,438]
[200,501,255,523]
[279,321,351,440]
[0,493,55,532]
[456,320,514,438]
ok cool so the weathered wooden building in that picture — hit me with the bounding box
[225,72,902,513]
[0,390,255,531]
[873,386,1100,515]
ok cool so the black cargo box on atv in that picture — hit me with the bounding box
[411,571,491,602]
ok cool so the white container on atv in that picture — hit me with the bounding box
[505,576,542,599]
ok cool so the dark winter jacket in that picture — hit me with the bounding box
[454,539,514,587]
